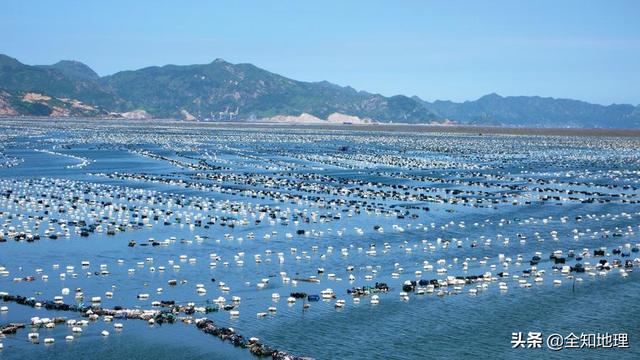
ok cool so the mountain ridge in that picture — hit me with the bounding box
[0,54,436,123]
[1,53,638,128]
[415,93,640,128]
[38,60,100,81]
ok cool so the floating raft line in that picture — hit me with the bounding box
[0,294,313,359]
[1,323,25,335]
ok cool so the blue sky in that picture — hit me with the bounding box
[2,1,638,105]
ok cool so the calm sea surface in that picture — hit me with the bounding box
[0,120,638,359]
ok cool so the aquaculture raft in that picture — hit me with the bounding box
[0,293,313,360]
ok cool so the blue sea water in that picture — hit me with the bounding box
[0,120,638,359]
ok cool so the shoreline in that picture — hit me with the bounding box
[2,117,640,137]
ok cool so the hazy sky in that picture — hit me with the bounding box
[2,0,638,105]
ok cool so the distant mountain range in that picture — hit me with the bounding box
[1,53,638,128]
[415,93,640,129]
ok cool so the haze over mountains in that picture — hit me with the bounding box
[1,54,638,128]
[416,94,640,129]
